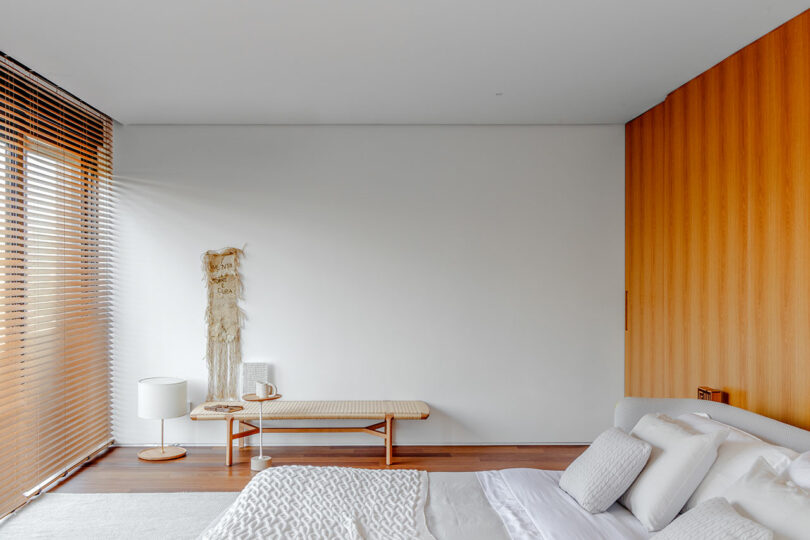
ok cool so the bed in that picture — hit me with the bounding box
[200,398,810,539]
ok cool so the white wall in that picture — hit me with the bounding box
[112,125,624,446]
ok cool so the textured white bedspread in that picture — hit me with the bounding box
[199,466,434,540]
[477,469,651,540]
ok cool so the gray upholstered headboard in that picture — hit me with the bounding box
[615,397,810,453]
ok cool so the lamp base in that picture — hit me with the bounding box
[138,446,187,461]
[251,455,272,471]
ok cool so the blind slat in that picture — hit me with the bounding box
[0,320,111,355]
[0,55,113,518]
[0,338,110,374]
[0,381,111,420]
[0,70,109,135]
[7,414,111,458]
[1,424,111,482]
[0,343,110,380]
[15,383,111,432]
[0,96,111,159]
[1,170,115,205]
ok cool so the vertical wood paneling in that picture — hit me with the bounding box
[665,90,685,398]
[625,9,810,429]
[718,51,748,410]
[625,103,666,398]
[785,11,810,429]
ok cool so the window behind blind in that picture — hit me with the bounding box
[0,54,113,518]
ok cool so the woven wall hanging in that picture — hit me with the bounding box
[203,247,245,400]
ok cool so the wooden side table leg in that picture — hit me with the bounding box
[225,417,234,466]
[385,414,394,466]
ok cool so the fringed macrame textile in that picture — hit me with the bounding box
[203,247,244,400]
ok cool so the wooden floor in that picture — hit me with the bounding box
[53,445,587,493]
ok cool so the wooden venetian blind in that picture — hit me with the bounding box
[0,54,113,518]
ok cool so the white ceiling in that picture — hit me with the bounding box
[1,1,808,125]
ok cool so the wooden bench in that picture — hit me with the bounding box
[190,400,430,466]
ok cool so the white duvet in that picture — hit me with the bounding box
[478,469,651,540]
[201,466,650,540]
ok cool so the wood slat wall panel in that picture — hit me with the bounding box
[625,103,668,399]
[626,10,810,429]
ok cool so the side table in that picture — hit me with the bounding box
[241,393,282,471]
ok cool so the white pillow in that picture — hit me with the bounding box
[652,497,772,540]
[725,457,810,540]
[619,413,726,531]
[676,413,762,443]
[685,439,796,510]
[786,451,810,490]
[559,427,651,513]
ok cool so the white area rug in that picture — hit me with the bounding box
[0,492,239,539]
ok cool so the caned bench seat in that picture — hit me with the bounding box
[190,400,430,466]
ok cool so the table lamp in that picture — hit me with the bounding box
[137,377,188,461]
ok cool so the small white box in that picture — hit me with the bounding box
[241,362,271,397]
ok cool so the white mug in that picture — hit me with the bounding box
[256,381,276,399]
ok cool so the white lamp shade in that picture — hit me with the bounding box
[138,377,188,419]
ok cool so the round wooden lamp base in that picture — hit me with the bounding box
[138,446,187,461]
[251,455,272,471]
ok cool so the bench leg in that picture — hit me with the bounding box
[226,417,233,466]
[238,422,247,448]
[385,414,394,466]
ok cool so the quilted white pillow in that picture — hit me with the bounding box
[619,413,726,531]
[685,439,796,510]
[652,497,772,540]
[787,451,810,490]
[725,457,810,540]
[559,427,651,513]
